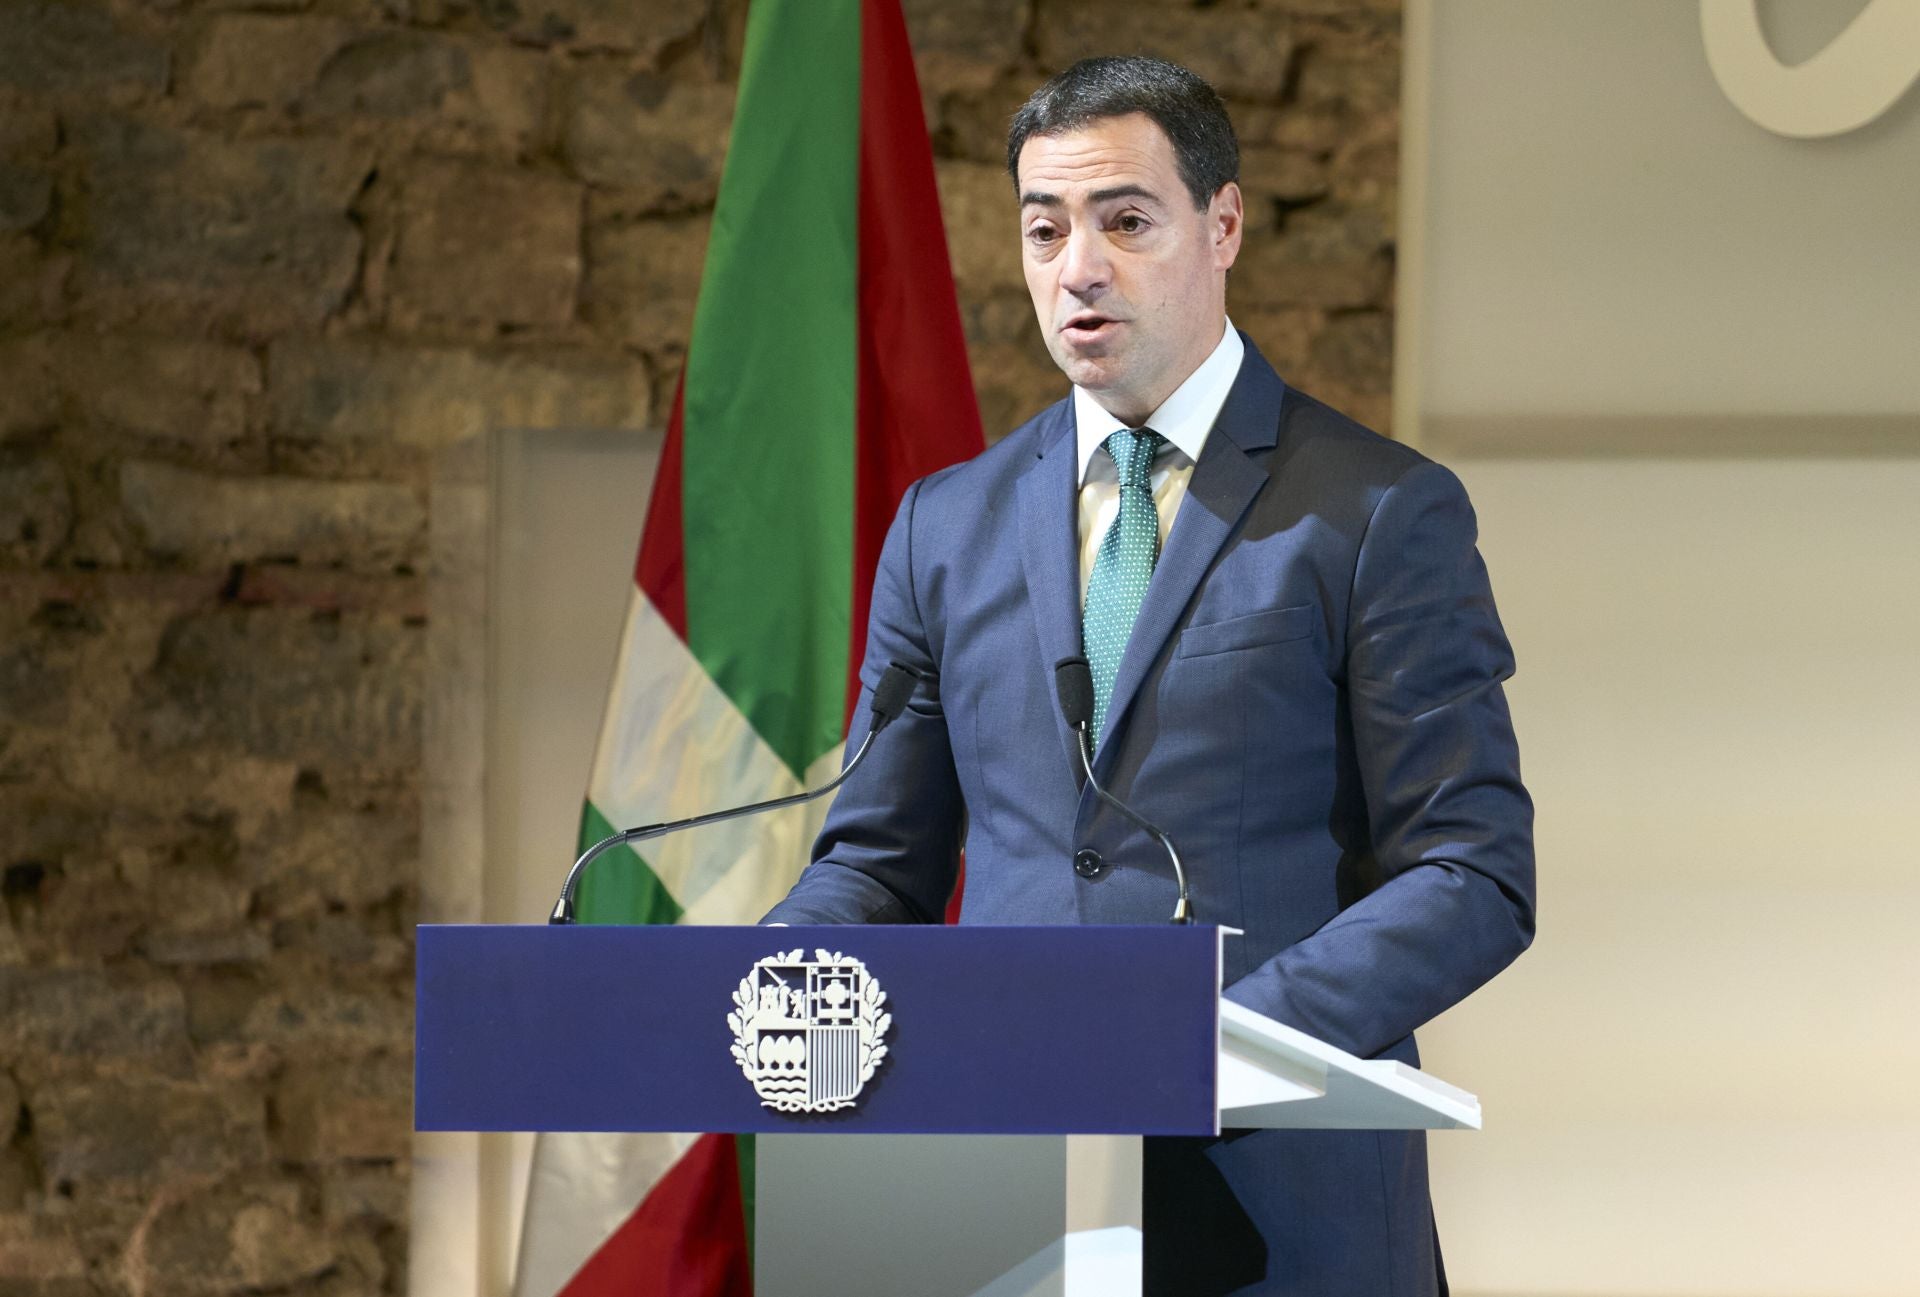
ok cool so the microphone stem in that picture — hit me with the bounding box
[549,727,880,924]
[1073,727,1192,925]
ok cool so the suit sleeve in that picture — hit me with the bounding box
[761,479,965,925]
[1223,459,1536,1058]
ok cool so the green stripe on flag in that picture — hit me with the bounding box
[682,0,862,780]
[736,1132,757,1272]
[575,800,685,926]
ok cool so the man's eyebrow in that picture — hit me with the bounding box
[1019,183,1164,209]
[1089,184,1161,206]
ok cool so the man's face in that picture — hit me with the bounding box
[1016,113,1243,426]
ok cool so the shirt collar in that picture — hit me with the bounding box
[1073,320,1244,485]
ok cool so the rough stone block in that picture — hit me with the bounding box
[70,117,369,333]
[1230,305,1322,382]
[179,14,351,112]
[138,926,273,968]
[10,863,140,968]
[130,839,268,967]
[1034,3,1293,101]
[184,18,550,157]
[1310,309,1393,393]
[562,70,732,207]
[0,1215,89,1286]
[301,1258,388,1297]
[0,1145,33,1213]
[1235,206,1391,310]
[968,340,1064,441]
[320,1167,407,1228]
[391,159,582,333]
[0,633,70,732]
[935,158,1025,299]
[0,161,51,234]
[135,1180,338,1297]
[130,609,424,772]
[31,1077,268,1190]
[0,969,193,1081]
[504,0,704,54]
[0,459,72,566]
[0,235,68,333]
[276,1053,410,1161]
[50,333,262,451]
[0,3,169,105]
[903,0,1029,97]
[0,103,59,161]
[1239,145,1332,233]
[266,338,650,449]
[0,340,57,442]
[270,914,411,977]
[582,216,707,357]
[230,1203,340,1289]
[1329,135,1398,231]
[311,33,550,155]
[1254,0,1400,11]
[242,982,411,1060]
[937,73,1034,167]
[1238,101,1366,156]
[1294,19,1401,115]
[959,292,1042,350]
[252,797,416,917]
[0,786,94,885]
[120,460,425,569]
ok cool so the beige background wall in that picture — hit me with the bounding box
[1405,3,1920,1294]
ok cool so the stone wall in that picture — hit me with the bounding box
[0,0,1398,1289]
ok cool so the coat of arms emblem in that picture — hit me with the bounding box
[729,948,891,1113]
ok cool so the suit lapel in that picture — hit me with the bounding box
[1094,339,1286,759]
[1015,401,1087,776]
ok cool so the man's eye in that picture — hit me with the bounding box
[1117,214,1147,233]
[1028,225,1058,244]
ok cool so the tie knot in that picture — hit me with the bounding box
[1103,428,1164,488]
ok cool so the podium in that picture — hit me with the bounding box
[417,924,1479,1295]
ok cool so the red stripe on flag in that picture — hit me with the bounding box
[857,0,984,925]
[636,376,689,641]
[851,0,985,726]
[554,1133,751,1297]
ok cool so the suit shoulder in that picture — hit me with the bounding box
[1277,386,1446,491]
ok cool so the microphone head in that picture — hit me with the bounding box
[868,662,922,729]
[1054,656,1095,730]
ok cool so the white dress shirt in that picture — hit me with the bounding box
[1074,320,1244,602]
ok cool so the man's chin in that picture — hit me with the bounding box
[1051,347,1122,391]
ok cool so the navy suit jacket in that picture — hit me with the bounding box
[765,337,1535,1293]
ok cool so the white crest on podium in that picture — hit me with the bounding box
[729,948,891,1113]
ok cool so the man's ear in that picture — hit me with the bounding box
[1210,181,1244,272]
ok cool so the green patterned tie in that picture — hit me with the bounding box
[1082,427,1165,741]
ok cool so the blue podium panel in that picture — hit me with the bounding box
[415,924,1221,1136]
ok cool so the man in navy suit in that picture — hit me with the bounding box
[765,56,1535,1295]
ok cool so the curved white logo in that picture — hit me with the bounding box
[1702,0,1920,137]
[729,948,892,1113]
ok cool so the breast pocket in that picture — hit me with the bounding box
[1175,603,1315,658]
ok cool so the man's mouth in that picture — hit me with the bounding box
[1062,314,1123,339]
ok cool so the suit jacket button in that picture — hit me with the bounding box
[1073,848,1105,879]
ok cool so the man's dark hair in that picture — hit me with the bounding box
[1006,56,1239,210]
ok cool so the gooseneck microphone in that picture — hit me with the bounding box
[1053,656,1193,924]
[549,662,923,924]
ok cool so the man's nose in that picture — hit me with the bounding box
[1057,226,1111,299]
